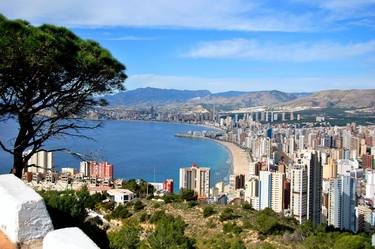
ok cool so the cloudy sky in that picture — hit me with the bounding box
[1,0,375,92]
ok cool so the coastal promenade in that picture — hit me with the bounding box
[216,140,250,179]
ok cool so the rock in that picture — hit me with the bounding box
[0,174,53,243]
[43,228,99,249]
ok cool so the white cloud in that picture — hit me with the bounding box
[183,39,375,61]
[103,36,157,41]
[126,74,375,92]
[0,0,318,31]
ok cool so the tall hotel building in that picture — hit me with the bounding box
[328,175,357,232]
[179,163,210,199]
[291,164,308,223]
[291,151,322,227]
[89,161,113,180]
[258,171,285,213]
[24,150,53,174]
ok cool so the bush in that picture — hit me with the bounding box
[333,235,372,249]
[133,200,145,211]
[223,222,243,234]
[146,214,195,249]
[180,189,197,201]
[108,223,140,249]
[153,202,161,208]
[163,194,179,203]
[219,208,239,222]
[139,213,149,223]
[241,202,252,210]
[109,205,132,220]
[203,206,215,218]
[187,200,199,208]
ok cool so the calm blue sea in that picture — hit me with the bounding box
[0,120,231,190]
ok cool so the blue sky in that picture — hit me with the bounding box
[1,0,375,92]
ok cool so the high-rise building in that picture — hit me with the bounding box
[328,175,357,232]
[179,163,210,199]
[163,179,174,193]
[290,164,308,223]
[24,150,53,174]
[89,161,113,180]
[259,171,272,210]
[291,151,323,227]
[307,151,323,227]
[271,172,285,213]
[80,161,90,177]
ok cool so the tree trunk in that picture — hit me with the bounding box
[12,151,24,178]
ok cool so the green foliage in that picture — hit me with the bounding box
[122,179,154,198]
[203,206,216,218]
[108,205,132,220]
[333,235,372,249]
[133,200,145,211]
[39,189,109,248]
[180,189,197,201]
[255,208,293,235]
[219,208,239,222]
[145,213,195,249]
[153,202,161,208]
[149,210,168,224]
[223,222,242,234]
[163,194,179,204]
[139,213,149,223]
[241,202,252,210]
[108,223,140,249]
[188,200,199,208]
[201,236,246,249]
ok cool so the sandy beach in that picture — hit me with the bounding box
[215,140,250,178]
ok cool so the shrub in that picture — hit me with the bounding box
[109,205,132,220]
[153,202,161,208]
[219,208,239,222]
[203,206,215,218]
[187,200,199,208]
[146,214,195,249]
[241,202,252,210]
[133,200,145,211]
[108,223,140,249]
[223,222,243,234]
[180,189,197,201]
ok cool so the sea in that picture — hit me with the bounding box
[0,119,231,191]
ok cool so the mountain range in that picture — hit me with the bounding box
[104,87,375,112]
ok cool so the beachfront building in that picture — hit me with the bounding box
[89,161,113,180]
[179,163,210,199]
[24,149,54,174]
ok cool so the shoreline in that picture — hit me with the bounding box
[213,140,250,178]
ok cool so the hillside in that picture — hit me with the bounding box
[283,89,375,109]
[104,88,307,111]
[105,87,211,108]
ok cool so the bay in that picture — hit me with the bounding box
[0,120,231,191]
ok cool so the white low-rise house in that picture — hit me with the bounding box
[107,189,135,204]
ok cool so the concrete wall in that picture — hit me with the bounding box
[0,174,53,243]
[0,174,99,249]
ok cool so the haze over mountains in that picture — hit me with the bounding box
[104,87,375,111]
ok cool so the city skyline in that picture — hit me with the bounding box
[1,0,375,92]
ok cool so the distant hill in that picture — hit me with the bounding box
[103,87,375,112]
[104,88,308,111]
[105,87,211,109]
[283,89,375,109]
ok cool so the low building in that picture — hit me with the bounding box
[107,189,135,204]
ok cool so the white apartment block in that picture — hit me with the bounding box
[25,150,53,174]
[179,163,210,199]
